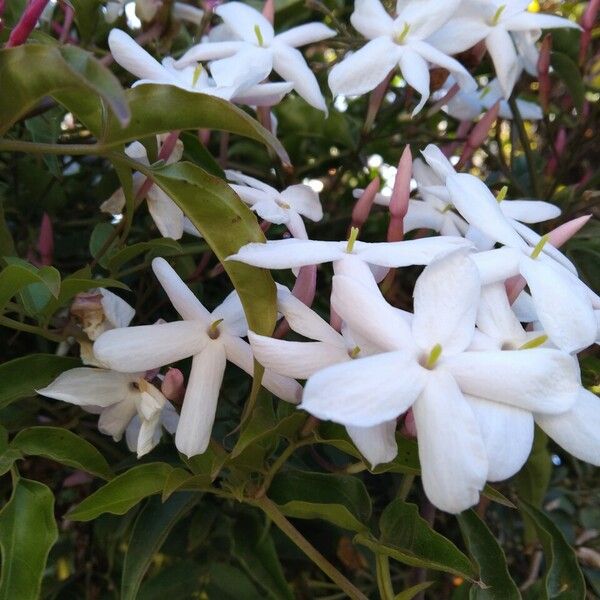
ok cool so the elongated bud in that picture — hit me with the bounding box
[387,145,412,242]
[6,0,51,47]
[363,70,394,132]
[351,176,380,229]
[262,0,274,23]
[545,128,567,176]
[442,120,472,157]
[456,101,500,170]
[427,82,460,118]
[161,368,185,402]
[537,35,552,112]
[580,0,600,64]
[38,212,54,266]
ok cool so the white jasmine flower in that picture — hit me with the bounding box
[172,2,204,25]
[249,286,397,466]
[101,136,188,240]
[300,251,581,512]
[328,0,476,115]
[94,257,301,457]
[174,2,336,112]
[108,29,294,106]
[427,0,580,98]
[37,368,178,458]
[225,170,323,239]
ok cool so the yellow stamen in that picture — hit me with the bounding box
[491,4,506,25]
[192,64,203,87]
[530,234,549,259]
[346,227,359,253]
[519,334,548,350]
[496,185,508,203]
[479,86,492,100]
[254,24,264,46]
[348,345,361,359]
[208,318,224,339]
[425,343,442,369]
[394,22,411,43]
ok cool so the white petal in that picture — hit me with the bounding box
[228,239,344,269]
[445,348,580,414]
[37,368,133,407]
[410,40,476,92]
[412,250,480,354]
[99,288,135,329]
[403,200,445,233]
[212,290,248,337]
[301,352,428,426]
[175,343,226,457]
[470,247,522,284]
[277,286,344,345]
[465,225,496,251]
[331,274,415,353]
[223,334,302,403]
[347,421,398,467]
[146,186,184,240]
[328,37,401,97]
[357,236,472,268]
[446,174,528,249]
[280,184,323,222]
[98,399,137,441]
[252,199,288,224]
[485,27,521,99]
[412,371,487,514]
[503,13,581,32]
[420,144,455,179]
[136,414,162,457]
[426,15,489,55]
[520,257,596,353]
[396,0,461,39]
[210,45,273,90]
[160,402,180,434]
[476,282,525,343]
[350,0,395,38]
[499,199,561,223]
[512,291,537,322]
[274,22,336,47]
[272,43,328,112]
[467,395,533,481]
[94,321,208,372]
[233,81,294,106]
[249,332,348,379]
[175,41,244,68]
[536,388,600,466]
[215,1,274,44]
[512,99,543,121]
[224,169,276,193]
[152,257,210,322]
[398,48,430,115]
[108,29,175,84]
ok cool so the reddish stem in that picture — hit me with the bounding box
[58,1,74,44]
[6,0,51,47]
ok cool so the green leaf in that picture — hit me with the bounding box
[89,222,119,268]
[181,131,225,178]
[0,43,129,135]
[149,161,277,337]
[269,470,371,532]
[0,261,60,312]
[121,493,197,600]
[395,582,434,600]
[138,560,205,600]
[107,238,184,272]
[0,478,58,600]
[204,562,264,600]
[96,85,289,164]
[0,449,22,477]
[67,462,173,521]
[551,52,585,113]
[518,501,585,600]
[355,499,475,579]
[11,426,113,480]
[0,354,80,409]
[232,514,294,600]
[457,510,521,599]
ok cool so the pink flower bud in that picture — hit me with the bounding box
[387,146,412,242]
[262,0,274,23]
[364,71,394,132]
[580,0,600,64]
[6,0,51,47]
[161,368,186,402]
[457,101,500,170]
[351,176,380,229]
[546,128,567,176]
[38,212,54,266]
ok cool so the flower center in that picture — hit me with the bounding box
[192,64,203,87]
[495,185,508,203]
[490,4,506,25]
[348,345,361,359]
[422,343,442,369]
[393,22,411,44]
[518,334,548,350]
[276,199,291,209]
[530,234,549,259]
[479,86,492,100]
[345,226,359,253]
[208,318,224,339]
[254,24,264,46]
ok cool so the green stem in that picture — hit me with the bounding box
[508,96,541,198]
[252,496,369,600]
[0,315,64,342]
[397,474,415,501]
[0,139,111,155]
[376,553,395,600]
